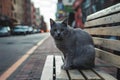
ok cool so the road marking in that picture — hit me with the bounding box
[0,35,49,80]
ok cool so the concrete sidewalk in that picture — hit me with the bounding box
[8,35,117,80]
[8,36,61,80]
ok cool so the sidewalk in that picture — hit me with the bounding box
[8,36,61,80]
[8,36,117,80]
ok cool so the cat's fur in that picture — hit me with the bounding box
[50,18,95,70]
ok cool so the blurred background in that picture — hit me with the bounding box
[0,0,119,36]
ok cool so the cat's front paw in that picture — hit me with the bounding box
[61,65,72,70]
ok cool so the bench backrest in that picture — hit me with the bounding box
[84,3,120,68]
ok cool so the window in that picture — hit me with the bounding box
[14,13,16,18]
[0,6,1,12]
[0,5,2,8]
[11,5,14,10]
[14,0,16,4]
[69,0,72,3]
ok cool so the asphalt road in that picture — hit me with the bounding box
[0,33,49,76]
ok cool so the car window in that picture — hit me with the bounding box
[0,27,6,30]
[14,26,22,29]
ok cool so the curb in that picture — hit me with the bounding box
[0,35,50,80]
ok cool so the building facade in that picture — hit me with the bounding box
[63,0,75,6]
[0,0,16,26]
[56,0,65,20]
[35,8,41,28]
[0,0,35,27]
[31,3,36,28]
[23,0,32,26]
[0,0,13,18]
[13,0,24,25]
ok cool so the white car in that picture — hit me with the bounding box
[12,25,28,35]
[0,26,11,36]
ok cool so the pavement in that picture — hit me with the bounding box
[7,35,61,80]
[6,35,117,80]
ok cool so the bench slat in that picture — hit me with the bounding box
[93,69,117,80]
[68,70,85,80]
[55,56,69,80]
[85,13,120,27]
[95,48,120,68]
[93,37,120,51]
[81,70,101,80]
[84,26,120,36]
[87,3,120,21]
[41,55,54,80]
[41,55,118,80]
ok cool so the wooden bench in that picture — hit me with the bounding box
[41,55,118,80]
[84,3,120,80]
[41,3,120,80]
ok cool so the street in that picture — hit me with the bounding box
[0,33,49,76]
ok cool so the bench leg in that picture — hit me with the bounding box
[117,68,120,80]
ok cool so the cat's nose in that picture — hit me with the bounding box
[57,31,60,37]
[57,33,60,37]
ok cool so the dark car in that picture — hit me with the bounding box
[0,26,11,36]
[12,25,29,35]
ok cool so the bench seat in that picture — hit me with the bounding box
[41,55,117,80]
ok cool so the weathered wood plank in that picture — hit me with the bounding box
[87,3,120,21]
[85,13,120,27]
[55,56,69,80]
[84,26,120,36]
[41,55,53,80]
[95,58,114,67]
[41,55,118,80]
[68,70,85,80]
[93,69,117,80]
[95,48,120,68]
[81,70,101,80]
[93,37,120,51]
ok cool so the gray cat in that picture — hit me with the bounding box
[50,18,95,70]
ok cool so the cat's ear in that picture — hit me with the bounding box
[62,18,68,27]
[50,18,55,27]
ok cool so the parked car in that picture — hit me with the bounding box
[28,27,33,34]
[0,26,11,36]
[33,29,38,33]
[12,25,28,35]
